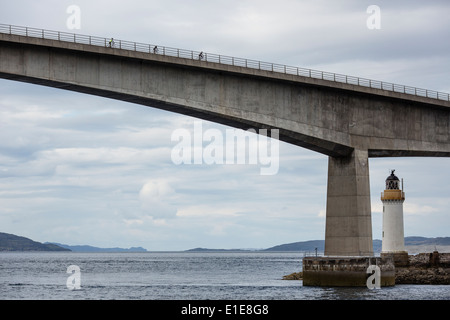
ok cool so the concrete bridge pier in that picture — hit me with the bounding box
[303,150,396,286]
[325,149,373,257]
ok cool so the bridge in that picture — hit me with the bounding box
[1,24,449,264]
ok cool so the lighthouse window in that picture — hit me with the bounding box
[387,180,399,189]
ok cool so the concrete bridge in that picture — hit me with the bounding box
[1,24,450,259]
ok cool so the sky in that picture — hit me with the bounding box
[0,0,449,251]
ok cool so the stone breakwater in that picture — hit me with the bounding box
[395,252,450,285]
[282,272,303,280]
[283,252,450,285]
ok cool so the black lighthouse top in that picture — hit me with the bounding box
[386,170,400,190]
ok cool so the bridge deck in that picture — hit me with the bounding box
[1,23,449,110]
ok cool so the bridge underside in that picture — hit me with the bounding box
[0,71,355,158]
[1,34,450,263]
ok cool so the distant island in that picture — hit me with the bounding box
[0,232,147,252]
[49,243,148,253]
[186,247,252,252]
[0,232,70,252]
[1,231,449,253]
[187,237,450,253]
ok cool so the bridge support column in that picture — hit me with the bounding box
[324,149,373,256]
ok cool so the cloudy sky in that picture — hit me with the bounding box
[0,0,449,251]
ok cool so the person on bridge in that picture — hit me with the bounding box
[199,51,204,60]
[108,38,114,48]
[153,46,158,54]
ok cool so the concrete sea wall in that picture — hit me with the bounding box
[302,256,395,287]
[285,252,449,286]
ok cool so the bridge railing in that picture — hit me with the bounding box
[1,23,449,102]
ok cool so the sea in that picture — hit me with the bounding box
[0,251,449,300]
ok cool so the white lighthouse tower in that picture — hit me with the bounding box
[381,170,408,266]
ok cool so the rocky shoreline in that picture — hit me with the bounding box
[395,252,450,285]
[283,252,450,285]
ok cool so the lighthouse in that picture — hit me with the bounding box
[381,170,409,266]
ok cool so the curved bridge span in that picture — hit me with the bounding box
[1,24,449,257]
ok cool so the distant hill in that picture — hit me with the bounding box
[403,237,450,254]
[3,231,447,253]
[264,240,325,252]
[0,232,147,252]
[263,239,383,252]
[263,237,450,253]
[49,243,148,253]
[187,237,450,253]
[405,237,450,246]
[0,232,70,252]
[186,247,249,252]
[187,237,450,252]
